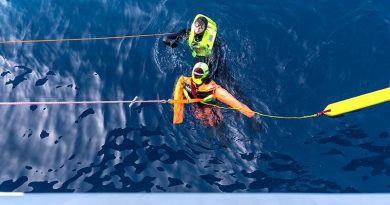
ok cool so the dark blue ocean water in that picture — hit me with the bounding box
[0,0,389,192]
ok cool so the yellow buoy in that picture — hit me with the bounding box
[324,87,390,117]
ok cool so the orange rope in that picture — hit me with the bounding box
[0,32,175,44]
[168,98,203,104]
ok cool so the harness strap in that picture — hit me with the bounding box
[190,78,198,98]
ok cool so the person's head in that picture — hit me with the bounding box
[192,62,209,85]
[193,17,207,34]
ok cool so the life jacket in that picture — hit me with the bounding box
[183,78,216,99]
[188,14,217,57]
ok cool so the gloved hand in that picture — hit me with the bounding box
[163,34,179,48]
[163,29,189,48]
[202,94,215,103]
[183,88,191,101]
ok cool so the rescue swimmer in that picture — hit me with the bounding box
[163,14,221,77]
[172,62,255,125]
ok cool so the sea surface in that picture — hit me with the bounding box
[0,0,389,192]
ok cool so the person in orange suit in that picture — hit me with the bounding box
[172,62,255,126]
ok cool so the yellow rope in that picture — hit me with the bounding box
[200,102,319,119]
[253,112,317,119]
[0,32,175,44]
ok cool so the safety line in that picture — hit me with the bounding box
[253,112,317,119]
[0,99,325,119]
[200,101,327,119]
[0,100,166,106]
[0,32,175,44]
[0,99,203,106]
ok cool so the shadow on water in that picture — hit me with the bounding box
[240,151,359,192]
[20,126,167,192]
[4,65,32,89]
[75,108,95,124]
[0,177,28,192]
[342,132,390,177]
[304,120,390,191]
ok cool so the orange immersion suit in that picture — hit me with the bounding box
[172,76,255,124]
